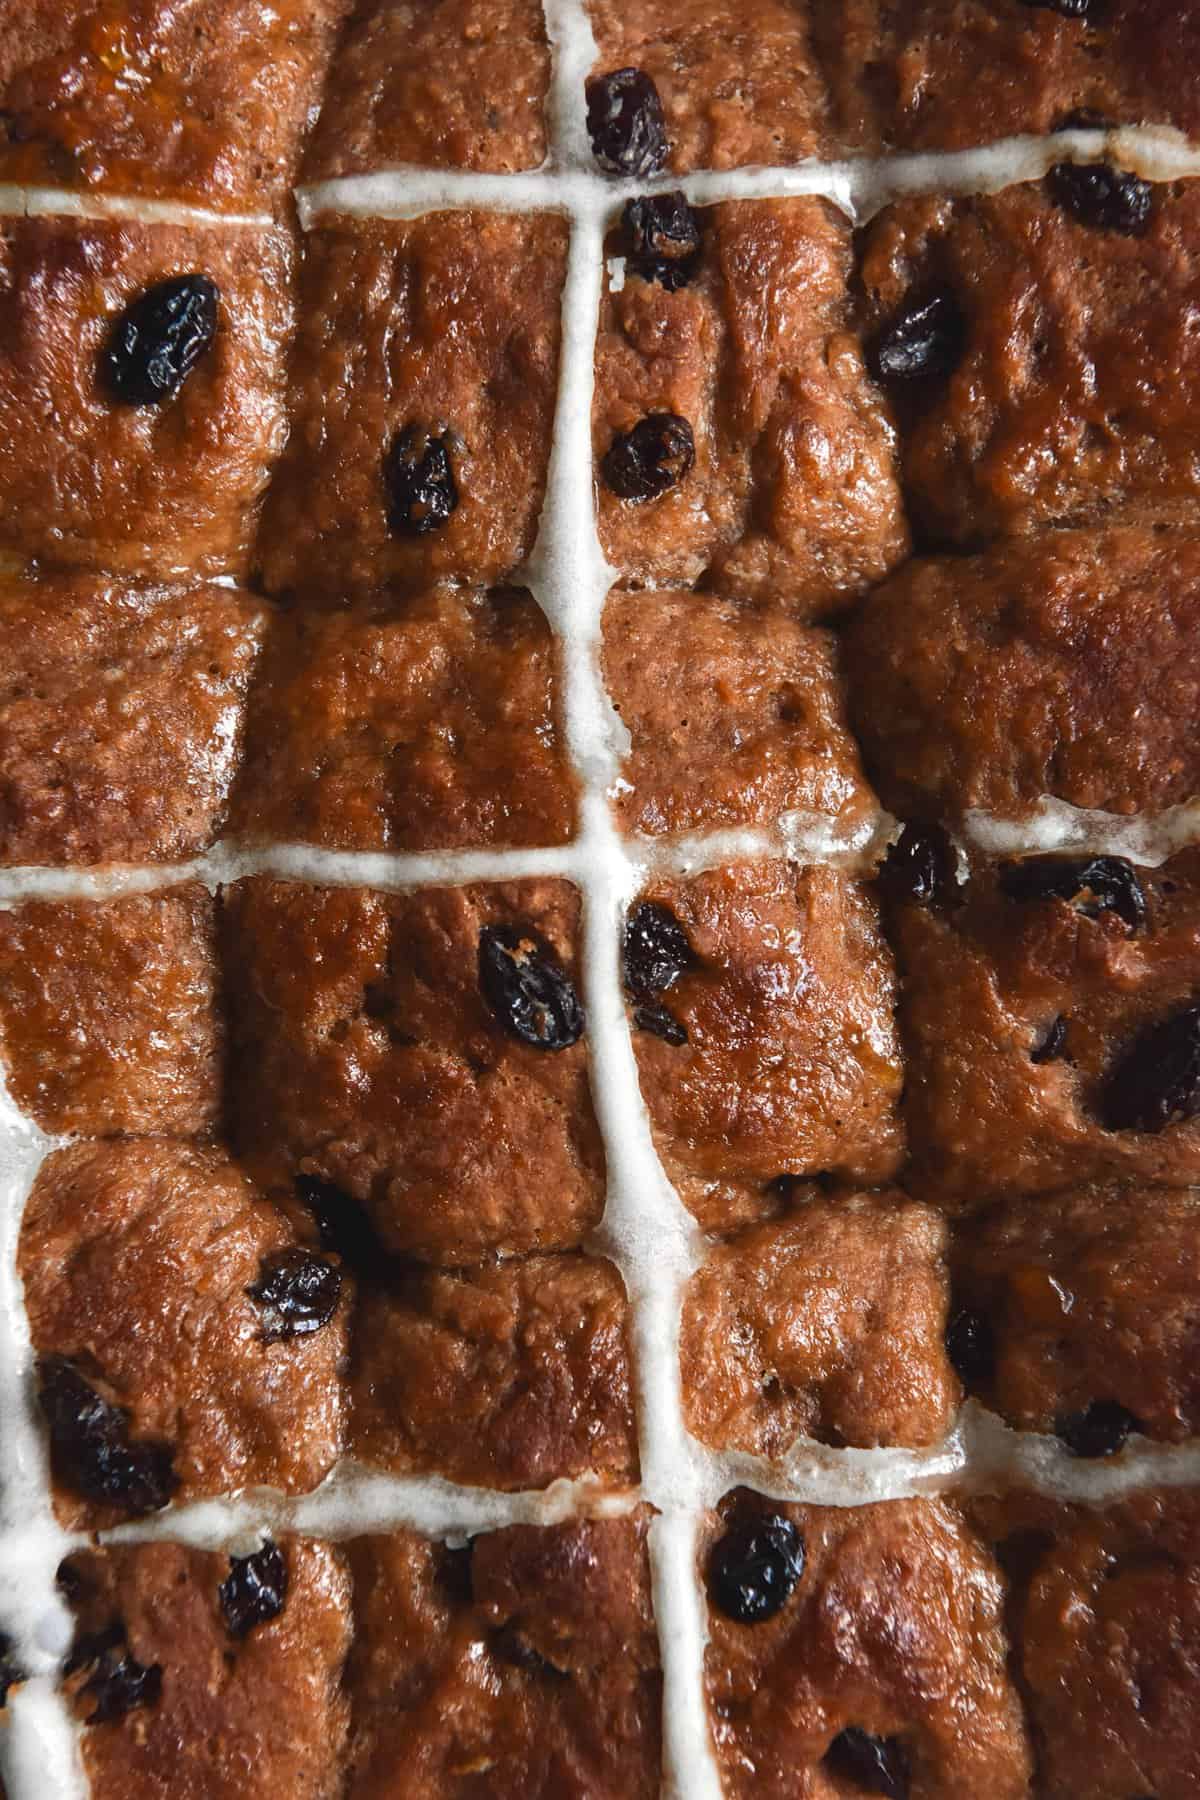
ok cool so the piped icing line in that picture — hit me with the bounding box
[0,840,586,907]
[0,184,273,228]
[0,1081,85,1799]
[963,797,1200,865]
[294,124,1200,235]
[94,1470,641,1557]
[521,6,726,1788]
[9,784,1200,914]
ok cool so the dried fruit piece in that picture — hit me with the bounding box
[624,901,694,997]
[219,1541,289,1639]
[999,854,1147,931]
[877,824,959,910]
[708,1515,805,1624]
[384,426,459,537]
[0,1633,22,1707]
[36,1356,177,1517]
[945,1307,995,1388]
[1047,161,1153,235]
[1056,1398,1142,1458]
[478,923,585,1051]
[1101,1004,1200,1133]
[1055,108,1114,132]
[585,68,668,177]
[68,1624,162,1724]
[868,289,966,385]
[622,192,702,290]
[100,274,219,406]
[602,413,695,501]
[1023,0,1095,14]
[1031,1014,1070,1065]
[825,1727,911,1798]
[490,1624,565,1677]
[633,999,688,1045]
[295,1175,386,1274]
[248,1247,342,1342]
[625,901,693,1043]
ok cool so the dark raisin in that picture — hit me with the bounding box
[767,1171,837,1200]
[70,1626,162,1725]
[825,1727,911,1798]
[998,854,1146,931]
[248,1247,341,1342]
[100,274,218,406]
[219,1542,289,1639]
[945,1308,995,1389]
[1047,160,1152,235]
[0,1633,22,1707]
[877,824,959,910]
[1054,108,1114,132]
[56,1557,85,1607]
[601,413,695,500]
[479,923,585,1051]
[438,1543,475,1606]
[622,191,702,290]
[624,901,694,998]
[1031,1014,1069,1064]
[294,1175,385,1274]
[490,1624,564,1676]
[36,1356,177,1517]
[585,68,668,177]
[64,1622,124,1679]
[708,1515,805,1624]
[868,289,966,386]
[1101,1004,1200,1133]
[1022,0,1096,17]
[384,425,459,536]
[1056,1398,1142,1458]
[634,999,688,1044]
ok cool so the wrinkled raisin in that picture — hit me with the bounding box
[219,1541,289,1639]
[877,824,959,910]
[708,1515,805,1624]
[0,1633,22,1707]
[384,426,459,536]
[1056,1398,1142,1458]
[945,1308,995,1389]
[999,854,1146,930]
[439,1543,475,1607]
[622,192,702,290]
[1101,1004,1200,1133]
[825,1727,911,1798]
[479,923,585,1051]
[1054,109,1114,132]
[1047,160,1152,235]
[868,289,966,385]
[624,901,694,997]
[601,413,694,500]
[586,68,668,177]
[37,1356,177,1517]
[491,1624,565,1677]
[248,1247,341,1342]
[101,274,218,406]
[295,1175,386,1274]
[1031,1014,1069,1065]
[1023,0,1096,17]
[624,902,693,1044]
[64,1621,123,1678]
[634,999,688,1044]
[69,1625,162,1724]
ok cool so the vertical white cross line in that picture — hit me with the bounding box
[0,1084,87,1797]
[526,7,726,1791]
